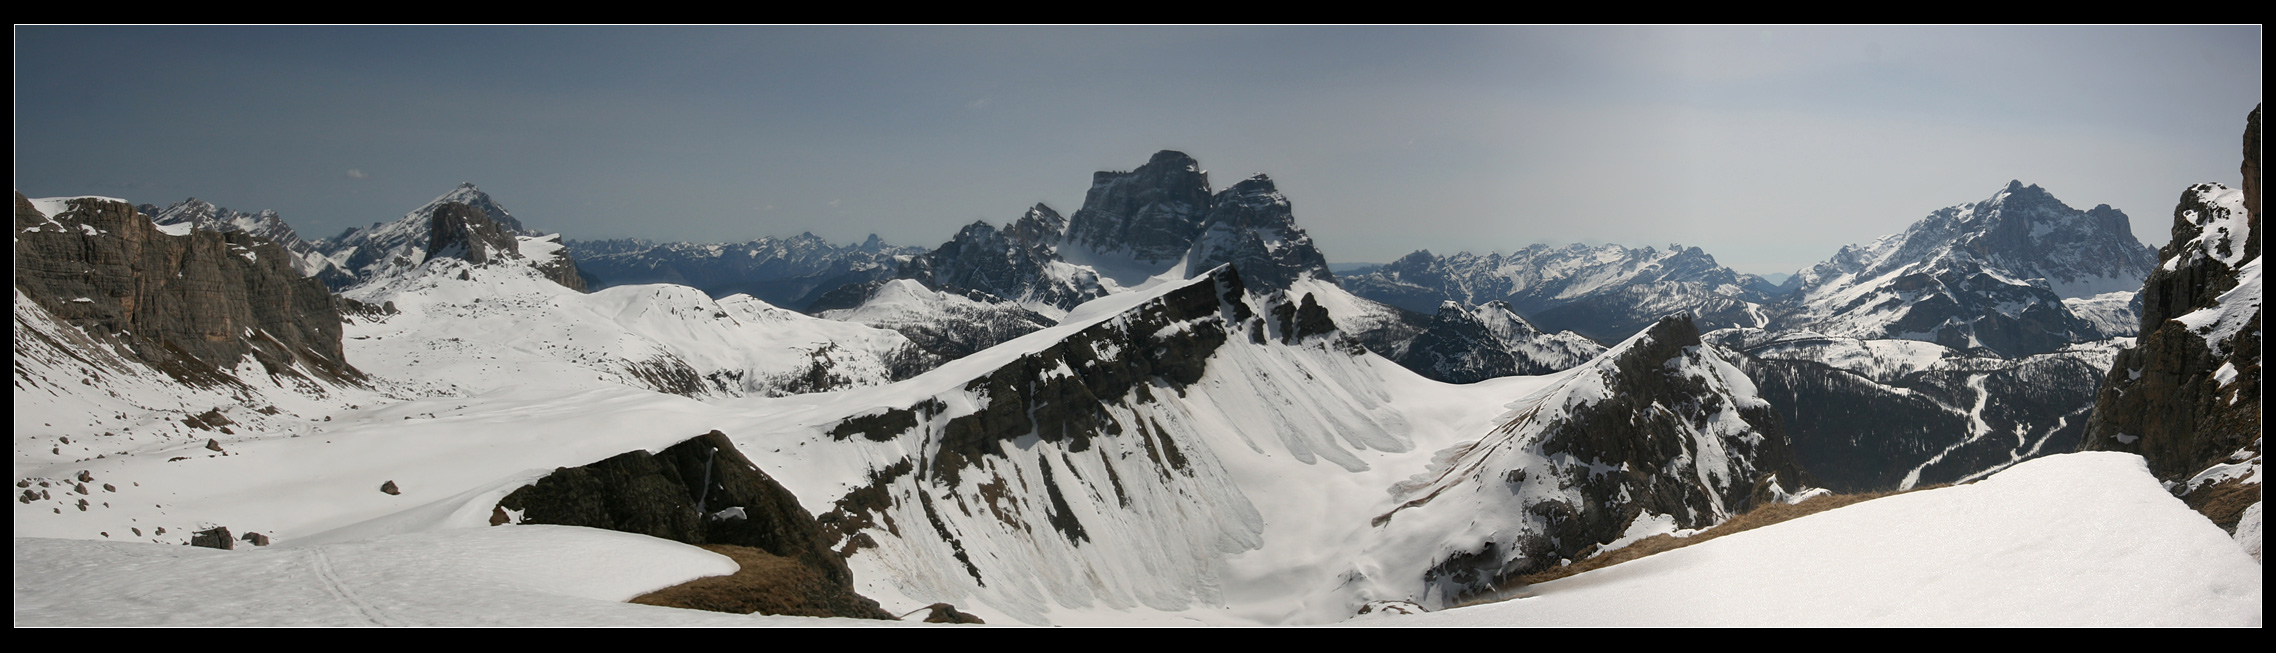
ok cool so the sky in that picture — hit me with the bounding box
[14,26,2264,275]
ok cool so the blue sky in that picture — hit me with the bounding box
[14,26,2263,274]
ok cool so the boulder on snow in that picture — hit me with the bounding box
[379,480,400,495]
[497,430,891,619]
[918,603,985,624]
[190,527,233,550]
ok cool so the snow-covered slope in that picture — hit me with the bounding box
[340,254,933,399]
[816,279,1056,362]
[1358,452,2261,627]
[756,268,1804,623]
[11,527,789,627]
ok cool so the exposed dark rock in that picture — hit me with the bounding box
[190,526,233,550]
[2083,105,2262,542]
[1183,175,1338,292]
[1416,315,1806,601]
[145,197,357,289]
[918,603,985,624]
[901,205,1106,313]
[497,430,891,618]
[1065,150,1216,266]
[317,183,534,284]
[926,268,1230,485]
[14,193,363,386]
[240,532,271,546]
[379,480,400,495]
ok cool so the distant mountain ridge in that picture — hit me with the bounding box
[1780,181,2155,357]
[1345,181,2154,358]
[568,233,922,311]
[314,183,542,286]
[1343,243,1782,343]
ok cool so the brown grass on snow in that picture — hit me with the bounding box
[630,544,881,619]
[1481,484,1946,599]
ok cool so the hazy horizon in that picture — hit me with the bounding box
[15,26,2263,276]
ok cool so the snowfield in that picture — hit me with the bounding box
[1356,452,2261,627]
[15,453,2255,626]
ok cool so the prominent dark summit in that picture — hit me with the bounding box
[1064,150,1216,265]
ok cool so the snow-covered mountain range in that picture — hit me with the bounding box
[1345,244,1784,343]
[14,115,2261,627]
[1781,181,2154,356]
[568,233,923,311]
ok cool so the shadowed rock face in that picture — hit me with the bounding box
[1065,150,1216,265]
[497,430,891,619]
[14,193,360,385]
[427,201,520,266]
[1184,175,1337,291]
[1418,315,1806,601]
[424,201,585,291]
[2083,105,2262,538]
[902,204,1107,312]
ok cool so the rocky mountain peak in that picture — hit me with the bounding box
[426,201,521,265]
[1185,171,1333,291]
[1004,203,1067,242]
[1066,150,1216,264]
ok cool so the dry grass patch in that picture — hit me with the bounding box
[1503,485,1947,591]
[630,544,894,619]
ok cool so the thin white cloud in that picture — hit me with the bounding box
[346,169,368,179]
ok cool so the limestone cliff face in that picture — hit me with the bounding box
[14,192,359,385]
[2083,105,2261,548]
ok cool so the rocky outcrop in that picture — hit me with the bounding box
[2083,105,2262,550]
[1394,314,1806,601]
[317,182,553,286]
[423,201,585,291]
[426,202,519,265]
[14,193,361,385]
[498,430,893,618]
[1064,150,1216,266]
[145,198,357,289]
[1183,175,1337,291]
[900,204,1107,313]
